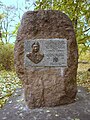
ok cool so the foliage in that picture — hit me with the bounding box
[35,0,90,52]
[0,13,5,20]
[0,71,22,108]
[0,13,5,42]
[0,0,36,44]
[12,22,20,37]
[77,63,90,92]
[0,42,14,70]
[0,2,21,43]
[78,44,90,62]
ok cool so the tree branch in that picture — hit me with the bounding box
[83,28,90,33]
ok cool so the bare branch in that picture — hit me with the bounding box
[83,28,90,33]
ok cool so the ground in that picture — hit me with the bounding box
[0,86,90,120]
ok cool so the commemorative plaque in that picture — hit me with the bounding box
[24,39,67,67]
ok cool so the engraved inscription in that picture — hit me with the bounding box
[24,39,67,67]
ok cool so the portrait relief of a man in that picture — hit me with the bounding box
[26,42,44,64]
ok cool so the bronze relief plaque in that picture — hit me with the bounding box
[24,39,67,67]
[26,42,44,64]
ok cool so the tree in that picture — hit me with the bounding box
[35,0,90,51]
[0,14,3,41]
[0,0,36,44]
[0,4,18,43]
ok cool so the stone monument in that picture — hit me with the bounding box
[14,10,78,108]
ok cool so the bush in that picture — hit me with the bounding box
[0,42,14,71]
[77,63,90,92]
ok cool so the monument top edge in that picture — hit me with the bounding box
[22,10,70,19]
[25,38,67,41]
[24,10,65,13]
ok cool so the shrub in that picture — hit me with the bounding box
[0,42,14,71]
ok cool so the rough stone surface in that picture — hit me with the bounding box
[0,87,90,120]
[14,10,78,108]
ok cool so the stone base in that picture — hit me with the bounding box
[0,86,90,120]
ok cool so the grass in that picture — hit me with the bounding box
[0,63,90,108]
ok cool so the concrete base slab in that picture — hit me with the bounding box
[0,86,90,120]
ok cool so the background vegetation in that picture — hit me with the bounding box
[0,0,90,108]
